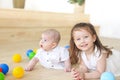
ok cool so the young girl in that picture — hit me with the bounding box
[25,29,71,72]
[69,22,120,80]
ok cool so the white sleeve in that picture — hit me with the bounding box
[60,48,69,61]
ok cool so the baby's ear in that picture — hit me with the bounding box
[52,42,57,48]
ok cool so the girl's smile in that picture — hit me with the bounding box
[73,29,96,53]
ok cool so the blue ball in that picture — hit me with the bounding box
[100,72,115,80]
[64,45,70,49]
[0,63,9,75]
[26,49,33,57]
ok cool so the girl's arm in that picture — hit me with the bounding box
[71,59,88,80]
[84,53,107,79]
[79,60,88,73]
[71,53,107,80]
[25,57,39,71]
[71,68,85,80]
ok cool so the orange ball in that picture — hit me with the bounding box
[12,54,22,62]
[12,66,24,78]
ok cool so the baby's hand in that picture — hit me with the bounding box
[25,66,33,71]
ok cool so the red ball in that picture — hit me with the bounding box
[0,68,2,72]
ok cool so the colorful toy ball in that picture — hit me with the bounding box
[0,63,9,75]
[100,72,115,80]
[12,54,22,63]
[26,49,33,57]
[64,45,70,49]
[0,68,2,72]
[29,52,35,59]
[33,48,37,54]
[12,66,24,78]
[0,72,5,80]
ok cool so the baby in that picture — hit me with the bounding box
[25,29,71,72]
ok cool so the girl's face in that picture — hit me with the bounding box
[39,34,56,51]
[73,29,96,53]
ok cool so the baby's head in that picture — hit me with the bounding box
[39,29,61,51]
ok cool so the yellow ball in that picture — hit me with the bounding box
[12,54,22,62]
[12,66,24,78]
[33,48,38,54]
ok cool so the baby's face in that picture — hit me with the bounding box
[39,34,55,51]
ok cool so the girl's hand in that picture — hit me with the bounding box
[71,68,85,80]
[64,68,71,72]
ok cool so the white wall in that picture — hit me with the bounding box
[24,0,74,13]
[85,0,120,39]
[0,0,13,9]
[0,0,120,39]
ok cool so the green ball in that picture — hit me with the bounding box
[29,52,35,59]
[0,72,5,80]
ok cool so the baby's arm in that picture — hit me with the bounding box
[25,57,39,71]
[64,58,71,72]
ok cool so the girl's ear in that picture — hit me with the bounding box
[93,34,96,42]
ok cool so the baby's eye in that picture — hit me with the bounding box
[43,39,47,42]
[77,38,81,41]
[41,39,47,42]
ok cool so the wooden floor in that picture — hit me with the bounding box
[0,38,120,80]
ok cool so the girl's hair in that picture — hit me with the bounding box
[69,22,112,64]
[42,29,61,44]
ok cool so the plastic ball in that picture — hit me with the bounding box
[64,45,70,49]
[12,54,22,63]
[0,72,5,80]
[29,52,35,59]
[100,72,115,80]
[12,66,24,78]
[0,63,9,75]
[0,68,2,72]
[26,49,33,57]
[33,48,37,54]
